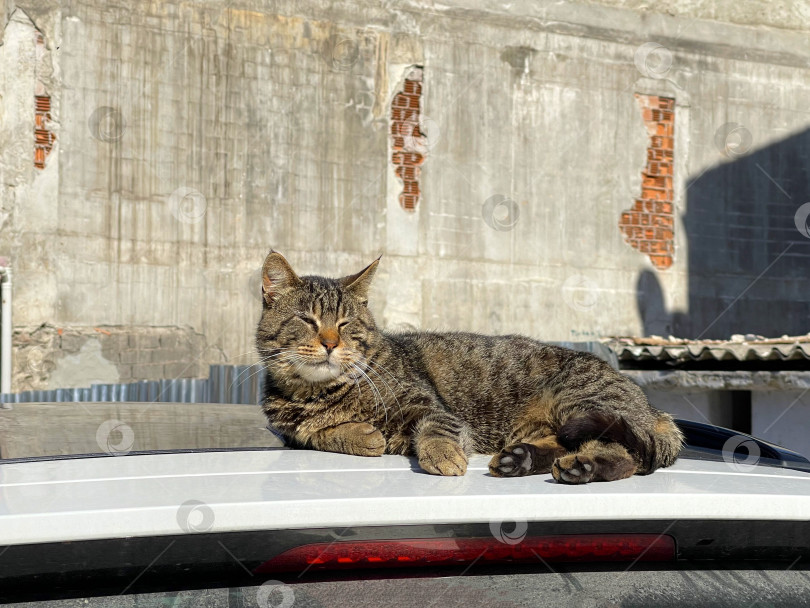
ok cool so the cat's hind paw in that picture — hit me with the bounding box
[489,443,536,477]
[551,454,596,484]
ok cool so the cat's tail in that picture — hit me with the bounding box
[556,410,683,474]
[646,412,685,473]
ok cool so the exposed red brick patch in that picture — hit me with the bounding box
[34,95,54,169]
[391,67,424,211]
[620,95,675,270]
[34,34,54,170]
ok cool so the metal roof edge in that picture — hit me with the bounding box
[605,336,810,364]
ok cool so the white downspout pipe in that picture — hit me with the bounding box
[0,261,11,396]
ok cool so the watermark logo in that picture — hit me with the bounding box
[721,434,761,472]
[561,275,598,313]
[794,202,810,239]
[489,520,528,545]
[88,106,126,142]
[25,344,49,374]
[256,580,296,608]
[401,113,441,155]
[96,419,135,456]
[321,34,359,71]
[714,123,753,158]
[169,187,207,224]
[633,42,673,79]
[176,499,215,533]
[482,195,520,231]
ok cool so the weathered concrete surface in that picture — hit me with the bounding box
[1,0,809,389]
[575,0,810,33]
[45,337,119,388]
[13,324,215,391]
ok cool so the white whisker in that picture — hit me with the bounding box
[351,362,387,425]
[359,360,404,422]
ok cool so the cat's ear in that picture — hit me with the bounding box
[261,251,301,305]
[340,255,381,304]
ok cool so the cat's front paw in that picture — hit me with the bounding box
[551,454,596,484]
[337,422,386,456]
[418,438,468,476]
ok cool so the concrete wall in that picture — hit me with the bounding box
[575,0,810,32]
[644,389,735,429]
[13,324,210,391]
[752,391,810,457]
[2,0,810,389]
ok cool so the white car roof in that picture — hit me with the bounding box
[2,449,810,547]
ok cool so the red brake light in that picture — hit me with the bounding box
[254,534,675,573]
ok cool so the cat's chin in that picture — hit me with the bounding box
[296,361,343,384]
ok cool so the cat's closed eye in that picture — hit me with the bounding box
[296,313,319,329]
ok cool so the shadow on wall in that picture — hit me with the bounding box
[637,127,810,339]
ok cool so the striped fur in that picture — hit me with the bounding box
[256,252,683,482]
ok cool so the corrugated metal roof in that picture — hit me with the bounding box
[606,335,810,363]
[0,365,264,406]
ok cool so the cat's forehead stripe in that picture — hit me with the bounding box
[300,278,346,318]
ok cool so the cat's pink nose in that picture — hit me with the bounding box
[320,334,339,353]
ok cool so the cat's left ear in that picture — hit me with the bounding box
[340,255,381,304]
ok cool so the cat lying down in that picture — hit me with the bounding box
[256,252,683,483]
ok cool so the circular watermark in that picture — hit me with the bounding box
[176,499,215,533]
[633,42,673,79]
[256,580,296,608]
[348,90,376,124]
[721,435,761,472]
[714,123,753,158]
[401,113,441,155]
[794,202,810,239]
[169,187,207,224]
[96,419,135,455]
[25,344,49,374]
[321,34,359,71]
[88,106,126,142]
[482,195,520,231]
[561,275,598,313]
[489,520,528,545]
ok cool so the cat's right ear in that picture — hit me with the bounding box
[261,251,301,305]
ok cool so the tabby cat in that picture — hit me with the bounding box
[256,252,683,483]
